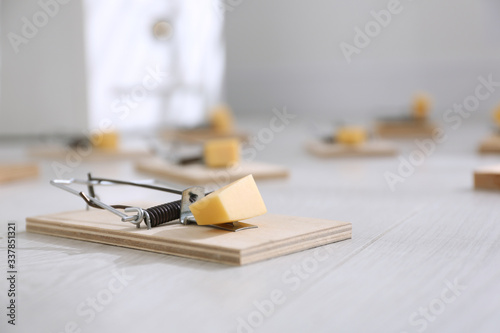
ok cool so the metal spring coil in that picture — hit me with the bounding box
[145,193,202,228]
[145,189,213,228]
[145,200,183,228]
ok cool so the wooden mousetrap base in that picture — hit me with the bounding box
[306,139,398,157]
[375,121,437,138]
[162,128,249,144]
[26,210,352,265]
[0,163,38,183]
[478,135,500,153]
[474,165,500,190]
[136,158,289,185]
[29,146,151,161]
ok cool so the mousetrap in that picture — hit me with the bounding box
[306,139,397,157]
[26,174,351,265]
[374,118,437,138]
[375,93,438,138]
[0,163,38,183]
[162,105,248,144]
[474,165,500,190]
[136,158,289,185]
[162,128,249,144]
[29,148,151,161]
[478,135,500,153]
[306,125,398,157]
[28,133,152,161]
[478,107,500,153]
[29,146,151,161]
[144,137,288,184]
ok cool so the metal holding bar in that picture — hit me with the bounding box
[50,178,143,225]
[50,175,258,232]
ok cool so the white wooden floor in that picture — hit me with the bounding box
[1,118,499,333]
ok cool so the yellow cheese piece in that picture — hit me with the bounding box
[92,131,119,150]
[412,93,431,119]
[204,138,240,168]
[210,105,235,134]
[336,126,367,145]
[493,105,500,127]
[189,175,267,225]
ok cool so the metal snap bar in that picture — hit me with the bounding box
[50,173,257,232]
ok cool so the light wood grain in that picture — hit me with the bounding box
[3,119,500,333]
[478,135,500,153]
[305,139,398,157]
[26,210,351,265]
[474,164,500,190]
[0,163,38,183]
[135,157,289,185]
[375,120,437,137]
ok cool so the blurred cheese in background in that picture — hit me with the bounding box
[412,93,431,120]
[336,126,367,145]
[0,0,225,136]
[209,104,235,134]
[493,105,500,128]
[91,130,119,151]
[204,138,240,168]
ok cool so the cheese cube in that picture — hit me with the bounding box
[412,93,431,119]
[204,139,240,168]
[189,175,267,225]
[210,105,235,134]
[336,126,367,145]
[92,131,119,150]
[493,105,500,127]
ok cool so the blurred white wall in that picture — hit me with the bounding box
[84,0,225,131]
[225,0,500,121]
[0,0,225,136]
[0,0,88,136]
[2,0,500,136]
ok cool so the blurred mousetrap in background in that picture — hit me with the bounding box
[478,104,500,153]
[0,163,38,183]
[161,105,249,144]
[375,93,438,138]
[474,164,500,190]
[138,136,288,185]
[306,124,398,158]
[28,131,152,161]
